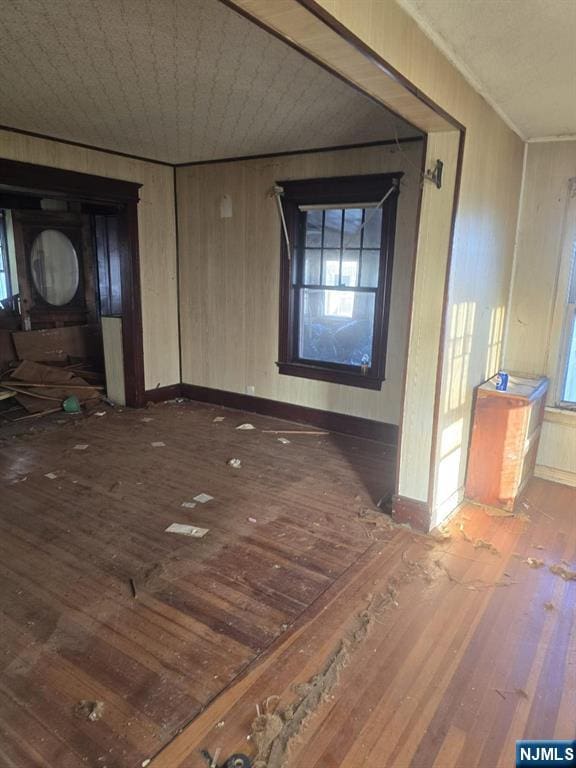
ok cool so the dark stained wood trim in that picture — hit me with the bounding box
[0,124,174,168]
[217,0,425,139]
[0,159,141,204]
[277,362,383,390]
[174,137,424,168]
[392,495,431,532]
[295,0,465,133]
[120,200,145,407]
[427,130,467,510]
[180,383,399,444]
[143,384,183,403]
[0,158,145,408]
[173,168,183,384]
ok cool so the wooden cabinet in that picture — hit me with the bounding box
[465,374,548,511]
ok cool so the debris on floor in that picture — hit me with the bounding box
[549,563,576,581]
[236,423,256,430]
[544,601,555,611]
[194,493,214,504]
[213,416,225,423]
[227,458,242,469]
[151,441,166,448]
[73,444,89,450]
[44,472,58,480]
[1,360,102,415]
[248,517,257,524]
[181,501,197,509]
[525,557,545,569]
[165,523,209,538]
[277,437,290,445]
[473,538,500,555]
[74,700,104,722]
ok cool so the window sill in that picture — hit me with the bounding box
[277,361,383,390]
[544,406,576,427]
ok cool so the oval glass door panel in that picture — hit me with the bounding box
[30,229,79,305]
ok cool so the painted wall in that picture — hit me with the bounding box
[176,141,424,425]
[0,128,179,391]
[311,0,524,518]
[506,140,576,488]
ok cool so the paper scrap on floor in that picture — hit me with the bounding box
[181,501,197,509]
[213,416,225,422]
[236,423,255,430]
[278,437,290,444]
[194,493,213,504]
[74,444,89,450]
[151,441,166,447]
[45,472,58,480]
[165,523,209,538]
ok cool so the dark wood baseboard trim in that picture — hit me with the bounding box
[144,384,182,403]
[392,495,431,532]
[180,383,398,444]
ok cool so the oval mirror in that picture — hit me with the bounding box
[30,230,79,306]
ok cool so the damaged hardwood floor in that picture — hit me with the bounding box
[152,479,576,768]
[0,400,396,767]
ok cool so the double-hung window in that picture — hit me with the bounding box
[277,173,401,390]
[558,239,576,406]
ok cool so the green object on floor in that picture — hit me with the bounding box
[62,395,81,413]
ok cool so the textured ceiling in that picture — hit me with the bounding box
[398,0,576,140]
[0,0,419,164]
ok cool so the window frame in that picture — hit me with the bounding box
[549,181,576,409]
[277,173,402,390]
[0,210,12,304]
[557,240,576,408]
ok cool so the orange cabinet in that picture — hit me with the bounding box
[465,374,548,511]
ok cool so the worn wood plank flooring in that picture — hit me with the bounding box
[0,400,396,768]
[152,478,576,768]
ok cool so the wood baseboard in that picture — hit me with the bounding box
[143,384,182,403]
[180,383,398,444]
[534,464,576,489]
[392,495,431,532]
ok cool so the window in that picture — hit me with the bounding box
[277,173,401,389]
[0,211,11,303]
[559,241,576,405]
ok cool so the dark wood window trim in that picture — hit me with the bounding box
[277,172,401,390]
[0,210,11,303]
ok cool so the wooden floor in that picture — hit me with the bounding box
[0,400,396,768]
[151,478,576,768]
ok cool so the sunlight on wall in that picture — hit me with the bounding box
[433,302,475,524]
[434,301,508,526]
[485,305,505,379]
[443,301,476,414]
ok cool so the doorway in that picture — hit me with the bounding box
[0,158,144,412]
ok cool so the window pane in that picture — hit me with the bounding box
[299,288,375,367]
[323,209,342,247]
[305,210,322,247]
[343,208,363,248]
[360,249,380,287]
[563,311,576,402]
[322,249,340,286]
[341,250,359,287]
[363,208,383,248]
[303,249,321,284]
